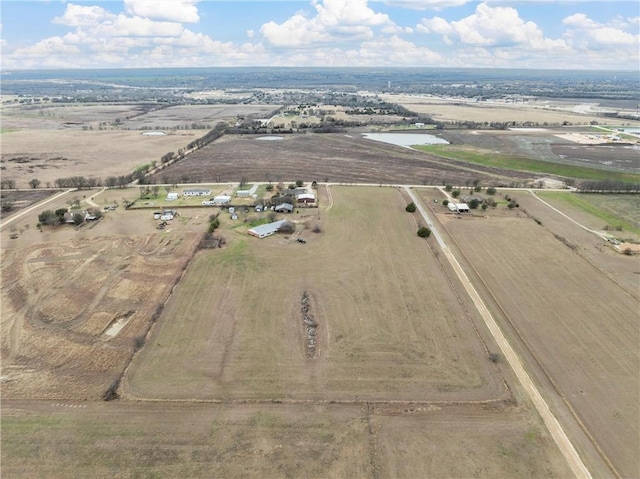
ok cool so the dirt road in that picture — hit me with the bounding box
[405,186,592,479]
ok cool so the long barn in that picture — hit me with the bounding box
[248,220,287,239]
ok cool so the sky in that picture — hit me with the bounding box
[1,0,638,70]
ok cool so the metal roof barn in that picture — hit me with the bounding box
[248,220,288,239]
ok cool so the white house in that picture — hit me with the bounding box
[166,192,179,201]
[248,220,288,239]
[183,188,211,196]
[448,202,469,213]
[213,194,231,205]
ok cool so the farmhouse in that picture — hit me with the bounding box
[213,194,231,205]
[183,188,211,196]
[448,203,469,213]
[248,220,287,239]
[63,211,89,224]
[166,192,179,201]
[275,203,294,213]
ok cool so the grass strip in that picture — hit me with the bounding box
[415,145,640,183]
[538,191,640,235]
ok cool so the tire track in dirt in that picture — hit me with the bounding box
[405,187,592,479]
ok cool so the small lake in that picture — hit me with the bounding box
[362,132,449,147]
[256,136,284,141]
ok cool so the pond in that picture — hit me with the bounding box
[361,132,449,147]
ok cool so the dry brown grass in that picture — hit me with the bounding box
[125,186,505,402]
[439,200,639,478]
[381,94,634,126]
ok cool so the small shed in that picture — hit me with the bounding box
[166,192,179,201]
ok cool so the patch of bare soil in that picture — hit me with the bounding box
[152,133,534,186]
[0,230,202,399]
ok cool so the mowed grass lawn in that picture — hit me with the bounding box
[125,186,501,402]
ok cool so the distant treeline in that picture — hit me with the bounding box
[577,179,640,193]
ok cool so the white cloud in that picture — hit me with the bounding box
[95,15,185,38]
[418,2,568,50]
[260,0,392,47]
[53,4,114,27]
[380,0,470,10]
[563,12,640,47]
[123,0,200,23]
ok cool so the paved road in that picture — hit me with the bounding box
[404,186,592,479]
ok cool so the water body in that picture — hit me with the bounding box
[362,132,449,148]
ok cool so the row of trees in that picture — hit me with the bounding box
[577,179,640,193]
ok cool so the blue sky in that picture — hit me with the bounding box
[1,0,638,70]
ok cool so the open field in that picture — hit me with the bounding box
[436,128,640,174]
[381,94,638,126]
[125,186,505,402]
[121,104,281,130]
[2,94,639,477]
[537,191,640,238]
[1,129,206,189]
[1,400,572,479]
[417,144,640,183]
[0,102,284,189]
[0,103,147,130]
[151,132,535,186]
[0,189,61,219]
[438,198,639,478]
[0,189,207,398]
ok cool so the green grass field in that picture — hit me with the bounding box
[416,145,640,183]
[537,192,640,235]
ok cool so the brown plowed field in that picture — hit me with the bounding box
[150,133,534,186]
[440,204,639,478]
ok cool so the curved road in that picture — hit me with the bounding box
[405,186,592,479]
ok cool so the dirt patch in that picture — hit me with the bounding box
[0,209,203,399]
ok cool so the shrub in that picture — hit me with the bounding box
[405,202,416,213]
[278,221,296,234]
[102,379,120,401]
[451,190,461,198]
[469,199,480,209]
[445,184,453,191]
[486,187,497,195]
[442,199,449,206]
[417,227,431,238]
